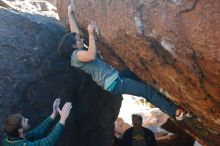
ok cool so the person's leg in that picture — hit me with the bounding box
[119,69,142,82]
[111,77,178,117]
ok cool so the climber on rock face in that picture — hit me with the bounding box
[57,4,189,120]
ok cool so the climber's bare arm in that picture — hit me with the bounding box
[68,4,80,34]
[77,24,97,62]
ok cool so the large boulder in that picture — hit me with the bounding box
[57,0,220,145]
[0,7,121,146]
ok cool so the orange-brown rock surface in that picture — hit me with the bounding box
[57,0,220,145]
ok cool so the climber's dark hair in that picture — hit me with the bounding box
[57,32,77,56]
[132,114,143,122]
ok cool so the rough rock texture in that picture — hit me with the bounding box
[57,0,220,145]
[56,0,70,26]
[45,0,56,6]
[0,0,58,18]
[161,119,195,146]
[0,7,121,146]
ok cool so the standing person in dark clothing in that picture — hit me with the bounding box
[2,98,72,146]
[115,114,157,146]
